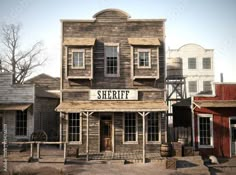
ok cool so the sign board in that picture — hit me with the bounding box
[90,89,138,101]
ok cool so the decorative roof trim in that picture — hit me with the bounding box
[93,8,131,18]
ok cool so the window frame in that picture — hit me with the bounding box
[68,113,82,144]
[202,57,211,69]
[15,110,27,136]
[123,112,138,144]
[72,49,85,69]
[137,48,151,69]
[146,112,161,144]
[203,81,212,92]
[104,43,120,77]
[188,81,197,93]
[188,57,197,69]
[198,113,214,148]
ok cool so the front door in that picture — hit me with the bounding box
[231,124,236,156]
[100,115,112,151]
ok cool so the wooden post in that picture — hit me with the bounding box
[30,143,33,158]
[138,112,149,164]
[142,113,146,164]
[59,115,62,149]
[86,112,89,161]
[64,143,67,161]
[83,112,93,161]
[37,143,40,159]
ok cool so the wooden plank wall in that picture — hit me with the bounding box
[0,73,34,103]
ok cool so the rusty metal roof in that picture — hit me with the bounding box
[128,38,160,46]
[194,100,236,108]
[56,100,167,113]
[63,38,96,46]
[0,103,32,111]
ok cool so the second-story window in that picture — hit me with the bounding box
[72,49,85,69]
[104,44,119,77]
[138,49,151,68]
[189,81,197,93]
[203,57,211,69]
[188,57,196,69]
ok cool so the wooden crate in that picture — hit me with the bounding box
[171,142,182,157]
[183,146,193,156]
[67,145,79,157]
[166,158,177,170]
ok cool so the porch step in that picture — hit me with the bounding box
[39,157,65,163]
[7,155,31,162]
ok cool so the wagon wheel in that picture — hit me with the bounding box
[30,130,48,141]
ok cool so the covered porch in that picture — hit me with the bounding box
[56,100,168,163]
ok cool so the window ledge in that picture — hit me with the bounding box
[68,141,82,145]
[146,141,161,144]
[198,145,214,149]
[123,141,138,145]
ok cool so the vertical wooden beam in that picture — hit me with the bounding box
[86,112,89,161]
[130,46,134,80]
[30,143,33,158]
[64,143,67,161]
[37,143,40,159]
[59,115,62,149]
[142,113,146,164]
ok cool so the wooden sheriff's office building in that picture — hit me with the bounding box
[56,9,167,162]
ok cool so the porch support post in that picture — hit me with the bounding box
[64,142,67,161]
[83,112,94,161]
[59,114,62,149]
[30,143,33,158]
[37,142,40,159]
[138,112,150,164]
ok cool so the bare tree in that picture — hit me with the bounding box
[0,24,46,83]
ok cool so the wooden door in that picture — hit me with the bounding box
[231,124,236,156]
[100,115,112,151]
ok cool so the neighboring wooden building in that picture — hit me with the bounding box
[0,73,60,141]
[56,9,167,162]
[167,44,214,97]
[173,83,236,158]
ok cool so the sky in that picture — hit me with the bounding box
[0,0,236,82]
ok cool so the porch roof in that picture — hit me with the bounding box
[128,38,160,46]
[194,100,236,108]
[56,100,167,113]
[63,38,96,46]
[0,103,32,111]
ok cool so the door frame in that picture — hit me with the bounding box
[229,116,236,157]
[99,113,114,153]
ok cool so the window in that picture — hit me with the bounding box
[72,49,85,68]
[68,113,81,142]
[104,44,119,77]
[138,49,151,68]
[16,110,27,136]
[198,114,213,147]
[147,113,160,142]
[202,57,211,69]
[203,81,212,92]
[124,113,137,143]
[188,81,197,93]
[188,58,196,69]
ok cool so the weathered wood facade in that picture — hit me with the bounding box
[0,73,60,141]
[57,9,167,163]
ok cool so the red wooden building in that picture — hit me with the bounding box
[172,83,236,158]
[193,83,236,157]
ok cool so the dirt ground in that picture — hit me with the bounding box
[2,161,178,175]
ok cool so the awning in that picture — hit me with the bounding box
[128,38,160,46]
[56,100,167,113]
[0,104,32,111]
[194,100,236,108]
[63,38,96,46]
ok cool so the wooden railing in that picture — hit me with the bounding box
[6,141,67,160]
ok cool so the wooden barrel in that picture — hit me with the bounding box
[160,143,172,157]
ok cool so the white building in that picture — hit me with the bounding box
[167,43,214,97]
